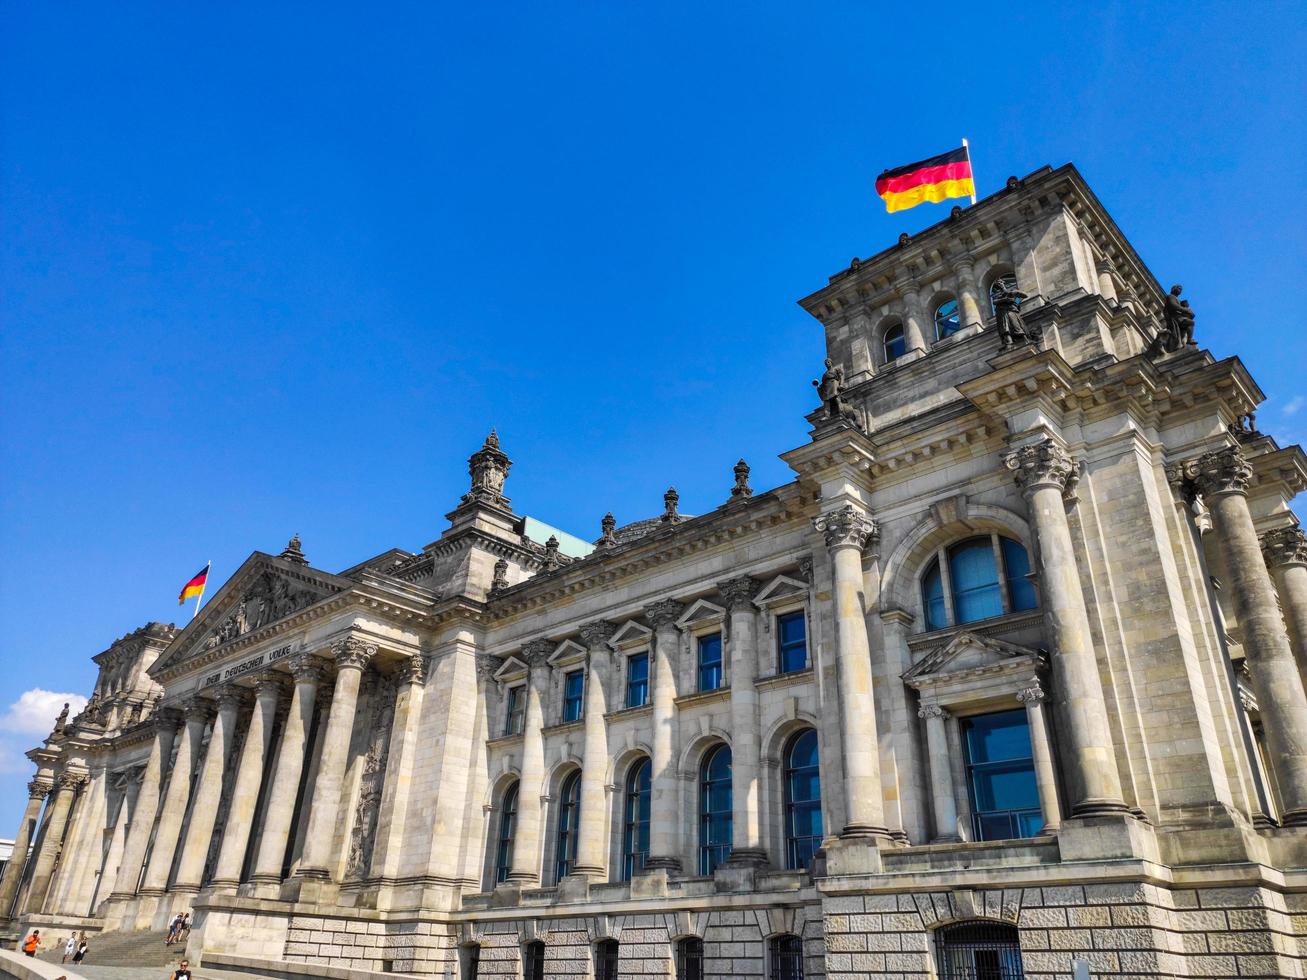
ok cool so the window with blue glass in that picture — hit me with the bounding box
[504,686,525,736]
[934,297,961,340]
[622,758,651,880]
[961,709,1043,841]
[783,729,822,869]
[698,744,732,875]
[626,653,649,708]
[697,633,723,692]
[777,611,808,673]
[562,669,584,722]
[494,781,518,884]
[882,322,906,363]
[920,535,1036,631]
[554,770,581,881]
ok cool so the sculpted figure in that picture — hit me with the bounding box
[1153,283,1196,354]
[812,358,857,423]
[991,278,1032,347]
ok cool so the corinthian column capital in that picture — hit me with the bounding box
[717,575,760,612]
[1261,526,1307,569]
[1192,445,1253,498]
[1004,438,1076,494]
[27,779,52,800]
[644,598,686,630]
[287,652,326,684]
[578,620,618,651]
[180,695,215,722]
[520,638,553,669]
[399,653,429,686]
[331,636,377,671]
[55,770,87,792]
[813,504,877,551]
[917,704,949,720]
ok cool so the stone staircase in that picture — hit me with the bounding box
[63,929,180,969]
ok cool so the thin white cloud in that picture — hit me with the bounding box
[1284,395,1304,418]
[0,689,88,738]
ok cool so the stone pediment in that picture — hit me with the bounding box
[902,631,1041,687]
[151,553,351,677]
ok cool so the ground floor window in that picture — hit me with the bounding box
[595,939,619,980]
[935,922,1024,980]
[768,934,804,980]
[459,943,479,980]
[676,937,703,980]
[523,941,545,980]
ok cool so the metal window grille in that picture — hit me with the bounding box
[676,938,703,980]
[460,944,480,980]
[524,942,545,980]
[935,923,1025,980]
[768,935,804,980]
[595,940,620,980]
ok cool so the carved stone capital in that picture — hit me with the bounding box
[520,638,554,669]
[578,621,618,651]
[56,770,88,792]
[475,654,501,681]
[1261,526,1307,569]
[644,598,687,630]
[180,695,215,722]
[917,704,948,720]
[332,636,378,671]
[1192,445,1253,498]
[253,672,287,699]
[216,684,253,712]
[717,575,760,613]
[1017,684,1046,703]
[813,504,877,551]
[1004,438,1076,494]
[27,779,52,800]
[155,706,184,731]
[400,654,429,686]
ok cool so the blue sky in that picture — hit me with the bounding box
[1,3,1304,828]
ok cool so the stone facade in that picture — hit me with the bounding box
[3,164,1307,979]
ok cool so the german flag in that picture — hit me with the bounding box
[178,563,210,606]
[876,146,975,213]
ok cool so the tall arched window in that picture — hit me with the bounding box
[988,273,1019,315]
[554,770,581,882]
[523,941,546,980]
[934,298,961,340]
[622,758,651,880]
[882,322,906,363]
[675,938,703,980]
[935,922,1024,980]
[699,744,732,875]
[769,935,804,980]
[920,535,1037,631]
[783,730,822,870]
[494,781,518,884]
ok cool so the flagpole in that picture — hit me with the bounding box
[193,560,211,621]
[962,137,977,205]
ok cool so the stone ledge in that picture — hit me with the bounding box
[0,949,92,980]
[204,951,406,980]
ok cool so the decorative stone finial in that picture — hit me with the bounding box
[812,504,877,551]
[1192,445,1253,498]
[597,512,618,549]
[662,487,681,523]
[279,533,308,565]
[541,536,562,572]
[490,557,510,594]
[1262,526,1307,569]
[1004,439,1077,496]
[462,429,512,509]
[731,459,753,498]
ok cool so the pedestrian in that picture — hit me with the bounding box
[63,934,77,963]
[73,937,88,964]
[177,913,191,943]
[22,930,40,957]
[170,958,193,980]
[166,913,182,944]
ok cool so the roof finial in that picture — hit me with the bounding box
[662,487,681,523]
[280,533,308,565]
[731,459,753,499]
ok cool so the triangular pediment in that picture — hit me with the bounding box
[676,599,726,629]
[902,631,1040,686]
[609,620,652,650]
[150,553,352,677]
[548,639,587,666]
[753,574,809,608]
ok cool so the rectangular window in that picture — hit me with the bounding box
[961,708,1044,841]
[562,669,584,722]
[676,938,703,980]
[777,611,808,673]
[697,633,723,692]
[626,653,649,708]
[460,944,480,980]
[524,942,545,980]
[504,686,525,736]
[595,940,620,980]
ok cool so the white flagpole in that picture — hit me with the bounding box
[192,560,211,621]
[962,137,977,205]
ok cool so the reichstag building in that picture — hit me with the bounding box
[4,164,1307,980]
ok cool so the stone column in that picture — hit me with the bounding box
[1095,257,1120,303]
[643,599,687,872]
[294,637,377,881]
[25,770,85,913]
[140,698,211,893]
[109,711,180,899]
[174,687,246,891]
[954,256,984,330]
[506,639,551,884]
[918,705,961,842]
[210,675,282,889]
[720,576,766,864]
[1191,448,1307,824]
[572,622,617,878]
[897,279,929,354]
[249,656,322,886]
[54,763,108,914]
[813,505,891,839]
[369,654,428,883]
[1263,526,1307,677]
[1005,439,1128,817]
[0,779,50,919]
[1018,683,1062,834]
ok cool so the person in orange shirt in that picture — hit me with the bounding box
[22,930,40,956]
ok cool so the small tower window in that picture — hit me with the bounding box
[934,298,961,340]
[882,323,906,363]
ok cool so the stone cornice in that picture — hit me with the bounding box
[92,622,178,667]
[1248,445,1307,499]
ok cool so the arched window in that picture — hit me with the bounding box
[920,535,1037,631]
[494,781,518,884]
[882,322,906,363]
[594,939,620,980]
[988,273,1019,316]
[768,935,804,980]
[553,770,581,882]
[934,298,961,340]
[523,941,546,980]
[675,938,704,980]
[783,730,822,870]
[622,758,651,880]
[699,744,732,875]
[935,922,1024,980]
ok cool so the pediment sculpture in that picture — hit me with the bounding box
[203,571,324,650]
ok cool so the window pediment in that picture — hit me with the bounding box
[903,632,1042,687]
[677,599,726,631]
[608,620,652,651]
[492,655,528,685]
[548,639,587,667]
[753,574,809,609]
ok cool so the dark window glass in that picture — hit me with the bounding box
[676,938,703,980]
[988,274,1020,316]
[922,558,947,630]
[698,633,723,692]
[494,782,518,884]
[554,770,581,882]
[622,758,652,880]
[562,669,584,722]
[961,709,1043,841]
[934,298,961,340]
[626,653,649,708]
[1001,538,1037,612]
[769,935,804,980]
[948,539,1003,624]
[777,611,808,673]
[699,744,732,875]
[524,942,545,980]
[504,686,525,736]
[784,730,822,869]
[883,324,906,363]
[460,944,480,980]
[595,940,620,980]
[936,922,1025,980]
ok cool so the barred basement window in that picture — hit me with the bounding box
[768,934,804,980]
[460,944,480,980]
[935,922,1024,980]
[595,939,620,980]
[676,937,703,980]
[523,941,545,980]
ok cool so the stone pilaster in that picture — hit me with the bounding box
[1005,438,1129,817]
[174,687,247,892]
[211,675,282,890]
[814,504,891,840]
[25,769,85,913]
[954,254,984,330]
[369,654,428,887]
[643,598,686,872]
[506,639,551,884]
[0,778,50,919]
[1262,526,1307,679]
[719,575,766,865]
[140,697,211,893]
[1018,683,1062,834]
[896,278,929,354]
[108,711,179,900]
[572,622,617,879]
[918,705,961,842]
